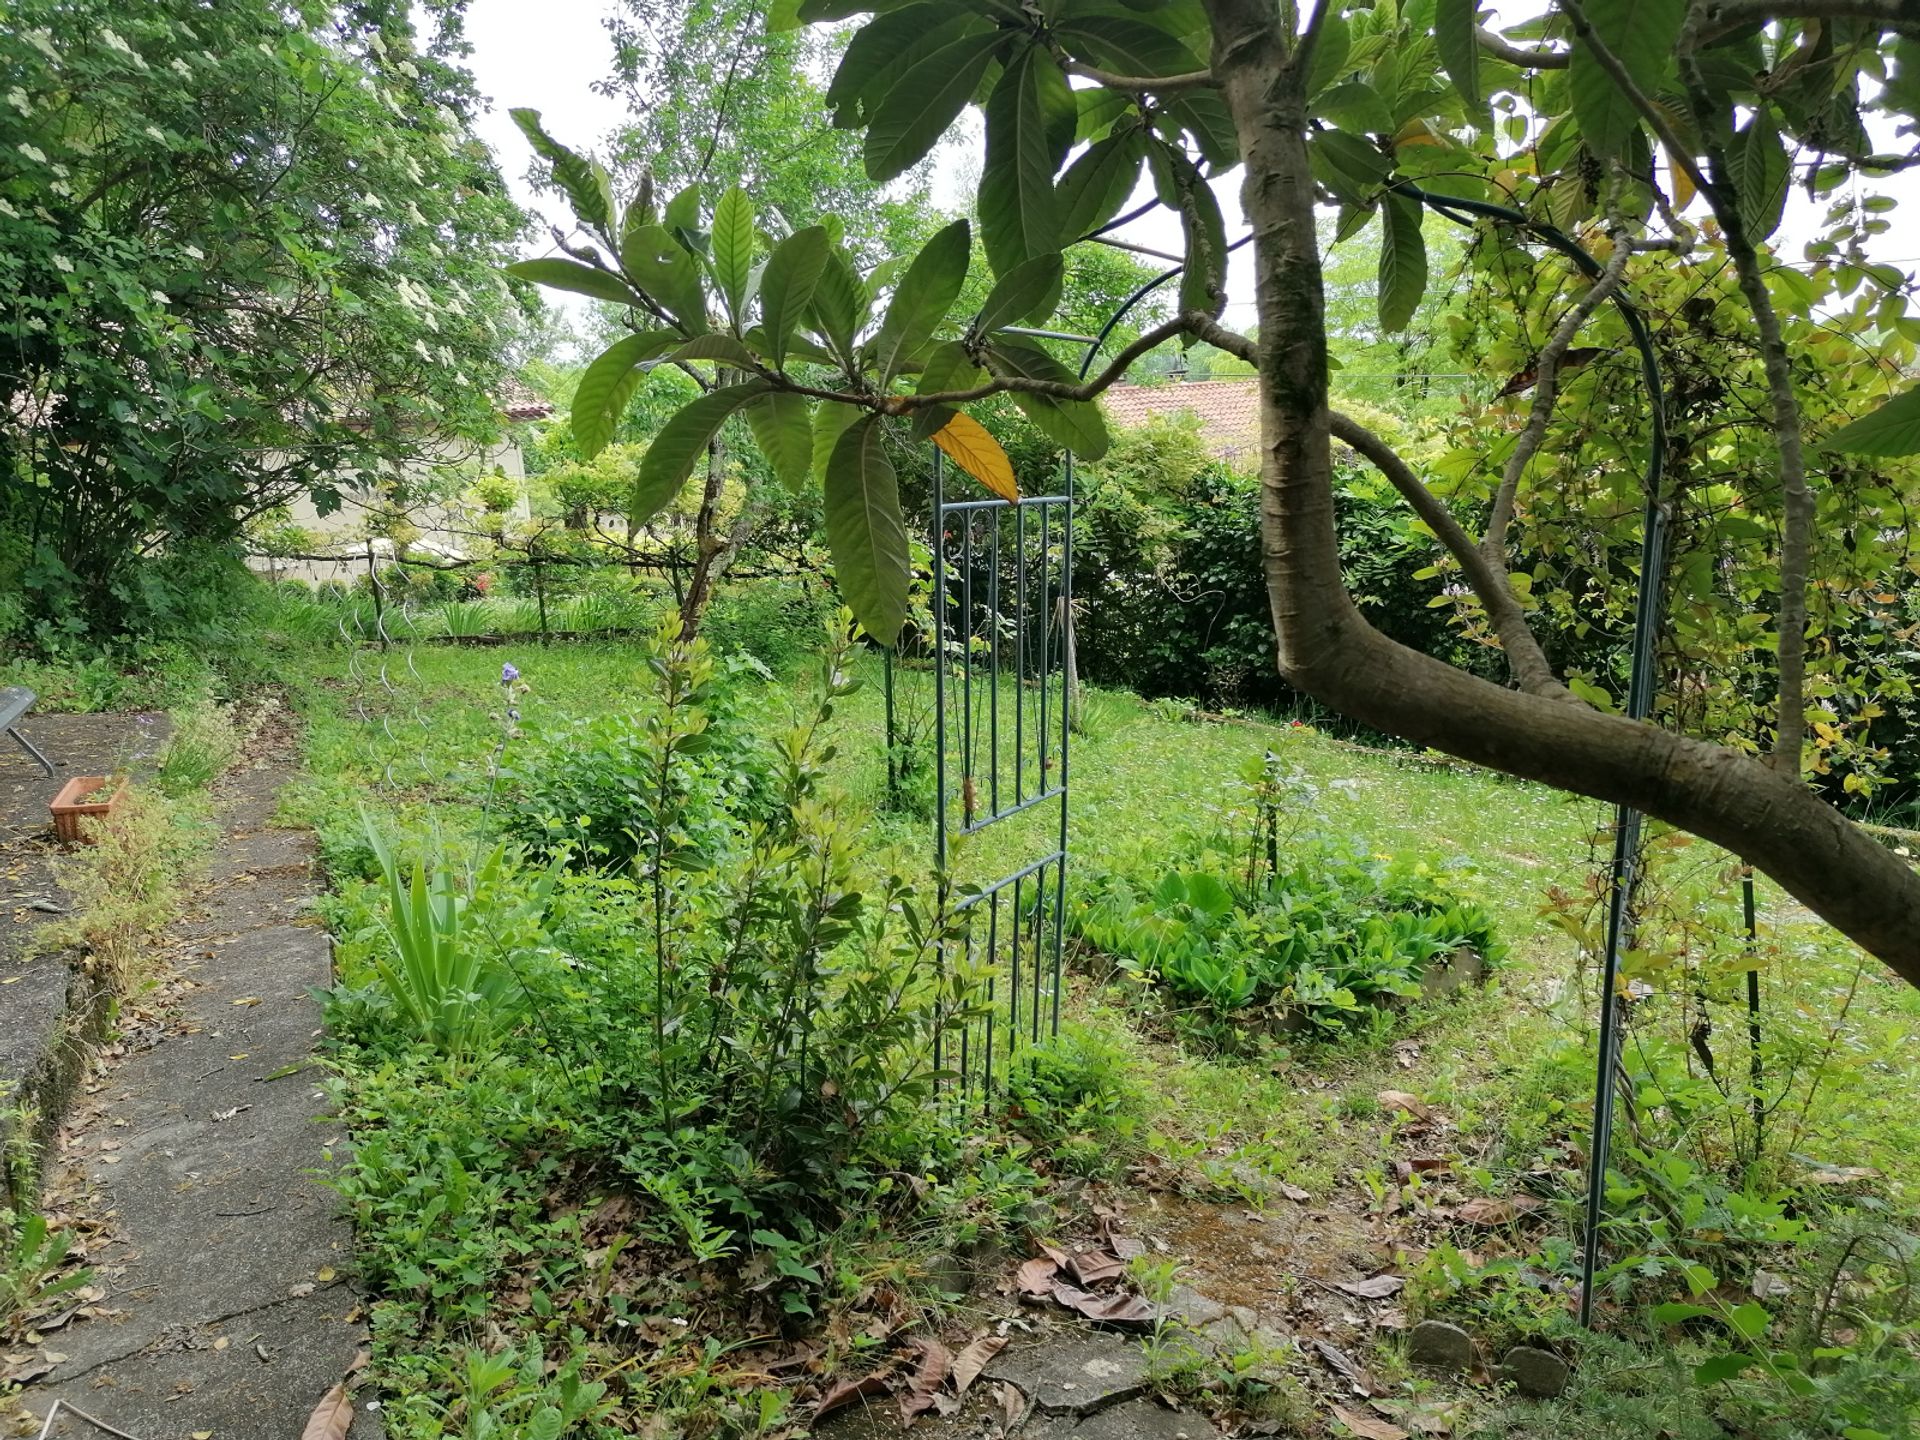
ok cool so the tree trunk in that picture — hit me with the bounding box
[1200,0,1920,982]
[678,437,730,639]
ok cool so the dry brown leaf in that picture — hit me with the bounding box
[1277,1181,1312,1202]
[950,1335,1008,1396]
[1335,1273,1406,1300]
[815,1370,891,1418]
[1015,1256,1059,1296]
[299,1381,354,1440]
[1067,1250,1126,1287]
[1376,1090,1432,1121]
[1454,1195,1543,1226]
[931,412,1019,503]
[1050,1281,1155,1329]
[1333,1403,1408,1440]
[899,1338,953,1423]
[1312,1338,1377,1396]
[995,1379,1026,1431]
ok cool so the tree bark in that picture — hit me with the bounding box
[1200,0,1920,981]
[679,436,730,639]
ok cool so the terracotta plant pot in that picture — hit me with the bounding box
[50,774,128,844]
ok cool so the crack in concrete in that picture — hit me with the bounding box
[38,1282,354,1386]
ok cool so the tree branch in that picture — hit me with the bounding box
[1484,214,1634,558]
[1696,0,1920,40]
[1330,410,1574,701]
[1476,25,1570,68]
[1059,58,1217,92]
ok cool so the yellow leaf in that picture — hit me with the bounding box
[1667,148,1695,212]
[316,1266,337,1283]
[931,411,1018,503]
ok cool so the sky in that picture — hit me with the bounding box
[458,0,1918,347]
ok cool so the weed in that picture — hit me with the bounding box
[0,1206,91,1339]
[42,789,198,991]
[156,694,251,794]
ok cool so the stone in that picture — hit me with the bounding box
[1500,1345,1571,1398]
[1167,1284,1229,1329]
[1026,1397,1225,1438]
[923,1251,971,1298]
[1406,1319,1474,1371]
[984,1333,1150,1416]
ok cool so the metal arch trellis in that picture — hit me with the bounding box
[1062,184,1677,1328]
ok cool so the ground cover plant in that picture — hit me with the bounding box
[263,601,1920,1437]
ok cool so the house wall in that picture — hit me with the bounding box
[251,434,531,586]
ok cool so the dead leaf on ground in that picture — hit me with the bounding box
[1015,1256,1059,1296]
[1050,1281,1155,1329]
[815,1370,891,1418]
[1277,1181,1312,1202]
[995,1379,1026,1431]
[1801,1164,1878,1185]
[1454,1195,1544,1226]
[1312,1338,1377,1396]
[1377,1090,1433,1121]
[299,1381,354,1440]
[899,1337,952,1423]
[1336,1273,1406,1300]
[951,1335,1008,1396]
[1333,1403,1408,1440]
[1066,1249,1126,1287]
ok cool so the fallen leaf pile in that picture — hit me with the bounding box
[1013,1240,1154,1329]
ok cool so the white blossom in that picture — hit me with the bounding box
[7,89,31,116]
[16,143,46,165]
[23,29,59,61]
[51,254,72,273]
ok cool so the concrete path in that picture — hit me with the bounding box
[14,747,379,1439]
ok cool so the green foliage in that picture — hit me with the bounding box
[0,1206,91,1338]
[1074,748,1503,1041]
[361,827,562,1057]
[0,0,525,646]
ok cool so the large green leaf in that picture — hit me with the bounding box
[873,219,972,384]
[863,29,1008,183]
[812,399,865,482]
[1314,81,1393,135]
[910,339,986,441]
[1734,105,1790,242]
[504,258,641,308]
[1434,0,1483,123]
[973,254,1065,336]
[619,224,710,333]
[1568,0,1684,160]
[986,340,1109,459]
[711,186,755,323]
[980,43,1077,275]
[669,334,761,369]
[1056,127,1145,241]
[743,391,815,491]
[509,110,612,233]
[634,382,769,524]
[827,4,986,128]
[823,415,912,646]
[1377,190,1427,332]
[1308,128,1390,210]
[1306,12,1352,99]
[572,331,679,459]
[1823,385,1920,456]
[809,248,869,360]
[1054,17,1233,165]
[758,225,831,369]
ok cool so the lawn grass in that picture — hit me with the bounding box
[279,617,1920,1438]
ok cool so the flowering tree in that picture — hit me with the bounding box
[512,0,1920,983]
[0,0,525,643]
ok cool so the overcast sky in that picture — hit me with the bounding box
[461,0,1919,348]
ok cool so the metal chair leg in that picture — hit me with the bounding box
[7,726,55,778]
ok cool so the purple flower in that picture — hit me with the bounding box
[501,662,520,684]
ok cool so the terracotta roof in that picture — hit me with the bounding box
[1100,379,1259,462]
[496,376,554,422]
